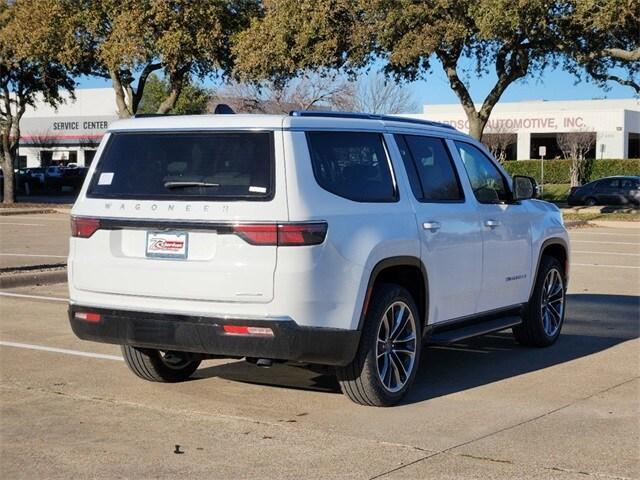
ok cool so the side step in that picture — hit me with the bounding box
[428,315,522,345]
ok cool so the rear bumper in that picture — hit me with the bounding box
[69,305,360,366]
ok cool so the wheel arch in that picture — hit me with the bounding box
[358,256,429,332]
[530,238,569,299]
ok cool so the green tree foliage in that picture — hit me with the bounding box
[233,0,567,140]
[0,0,76,203]
[137,74,211,115]
[561,0,639,94]
[65,0,259,118]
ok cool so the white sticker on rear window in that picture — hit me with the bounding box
[249,186,267,193]
[98,172,114,185]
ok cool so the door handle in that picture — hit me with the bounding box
[484,219,501,228]
[422,221,441,232]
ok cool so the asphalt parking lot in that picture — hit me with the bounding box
[0,213,638,479]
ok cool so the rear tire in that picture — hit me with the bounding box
[337,283,422,406]
[121,346,201,382]
[513,256,566,347]
[585,197,597,206]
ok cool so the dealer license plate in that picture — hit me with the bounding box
[145,231,189,259]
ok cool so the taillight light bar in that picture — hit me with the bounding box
[233,222,327,246]
[71,216,101,238]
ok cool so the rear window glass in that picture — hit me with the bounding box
[87,131,274,200]
[306,131,396,202]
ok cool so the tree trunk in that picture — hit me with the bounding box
[1,149,15,204]
[467,115,486,141]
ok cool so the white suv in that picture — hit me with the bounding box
[68,111,569,406]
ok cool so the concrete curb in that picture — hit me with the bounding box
[0,208,59,216]
[588,220,640,229]
[0,268,67,289]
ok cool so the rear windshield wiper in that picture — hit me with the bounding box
[164,181,220,189]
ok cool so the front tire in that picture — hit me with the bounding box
[121,346,201,382]
[513,256,566,347]
[337,283,422,406]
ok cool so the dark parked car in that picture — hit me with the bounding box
[568,176,640,206]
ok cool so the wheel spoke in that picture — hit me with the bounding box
[379,353,389,386]
[394,332,416,344]
[390,356,402,388]
[391,351,408,380]
[390,305,406,339]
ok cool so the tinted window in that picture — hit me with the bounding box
[596,179,619,190]
[88,131,274,200]
[396,135,463,201]
[455,141,510,203]
[306,131,396,202]
[621,178,639,189]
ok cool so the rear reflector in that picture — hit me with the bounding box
[232,222,327,246]
[74,312,101,323]
[71,216,101,238]
[222,325,274,336]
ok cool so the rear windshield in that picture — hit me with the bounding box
[87,131,274,201]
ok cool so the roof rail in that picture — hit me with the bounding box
[288,110,455,130]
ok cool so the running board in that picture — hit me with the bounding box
[428,315,522,345]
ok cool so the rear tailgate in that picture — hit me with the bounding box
[70,129,287,304]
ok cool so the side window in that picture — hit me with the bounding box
[596,179,619,190]
[455,141,510,204]
[394,135,423,199]
[396,134,463,201]
[306,131,396,202]
[621,178,639,189]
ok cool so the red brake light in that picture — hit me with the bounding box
[232,224,278,245]
[277,222,327,246]
[71,216,101,238]
[232,222,327,246]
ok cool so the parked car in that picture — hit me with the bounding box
[567,176,640,206]
[68,111,570,406]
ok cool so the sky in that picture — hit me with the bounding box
[75,59,637,113]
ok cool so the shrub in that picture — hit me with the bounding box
[502,159,640,184]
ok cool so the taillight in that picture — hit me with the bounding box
[222,325,274,336]
[232,222,327,246]
[71,216,101,238]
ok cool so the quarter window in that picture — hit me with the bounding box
[396,135,463,201]
[455,141,510,204]
[306,131,396,202]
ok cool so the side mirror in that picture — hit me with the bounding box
[513,175,538,201]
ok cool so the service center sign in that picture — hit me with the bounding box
[20,115,117,146]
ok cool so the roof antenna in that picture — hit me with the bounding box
[214,104,235,114]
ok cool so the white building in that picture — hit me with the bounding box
[17,88,119,168]
[411,98,640,160]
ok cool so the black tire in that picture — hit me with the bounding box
[121,345,201,382]
[585,197,597,206]
[337,283,422,406]
[513,256,566,347]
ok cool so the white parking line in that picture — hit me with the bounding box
[0,341,122,361]
[572,263,640,269]
[0,222,44,226]
[572,240,639,245]
[0,292,67,302]
[573,250,640,256]
[0,253,67,258]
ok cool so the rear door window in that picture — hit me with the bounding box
[395,134,463,202]
[306,131,396,202]
[88,131,274,200]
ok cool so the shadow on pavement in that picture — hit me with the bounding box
[195,293,640,402]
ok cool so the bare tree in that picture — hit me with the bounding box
[214,75,356,114]
[481,125,516,164]
[214,72,417,115]
[346,73,418,114]
[556,130,596,187]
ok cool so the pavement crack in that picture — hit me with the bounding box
[369,376,639,480]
